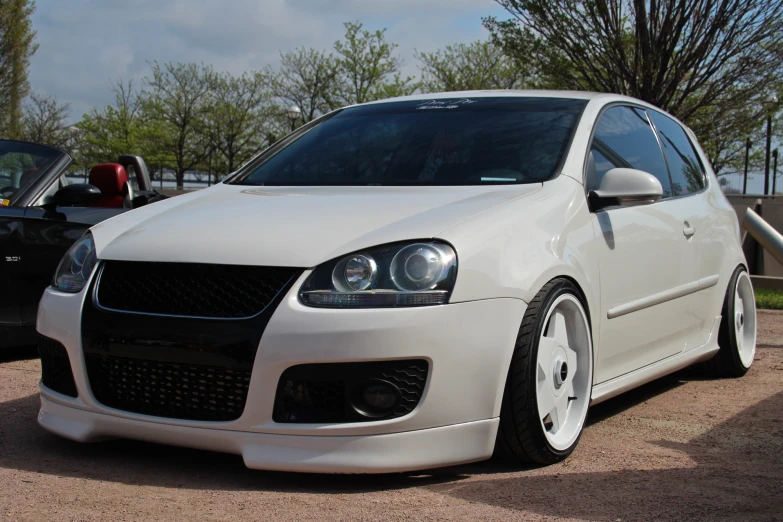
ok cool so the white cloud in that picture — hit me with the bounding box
[29,0,507,120]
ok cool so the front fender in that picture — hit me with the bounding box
[438,175,600,347]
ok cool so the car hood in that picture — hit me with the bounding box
[91,183,542,267]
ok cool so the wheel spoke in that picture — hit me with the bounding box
[551,389,570,433]
[547,309,570,349]
[537,381,556,422]
[565,346,578,381]
[538,336,558,376]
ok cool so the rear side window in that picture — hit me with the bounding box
[589,106,672,197]
[648,111,705,195]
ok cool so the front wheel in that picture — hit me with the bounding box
[495,279,594,466]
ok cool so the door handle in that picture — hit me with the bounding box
[683,226,696,238]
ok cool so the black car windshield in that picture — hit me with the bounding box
[233,97,587,186]
[0,140,66,203]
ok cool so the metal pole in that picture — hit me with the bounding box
[773,149,779,195]
[743,138,751,195]
[764,115,772,195]
[745,208,783,266]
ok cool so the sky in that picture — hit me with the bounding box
[29,0,508,121]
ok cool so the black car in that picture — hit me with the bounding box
[1,140,162,348]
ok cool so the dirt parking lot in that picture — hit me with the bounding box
[1,311,782,521]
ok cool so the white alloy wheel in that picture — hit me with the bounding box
[535,294,593,451]
[734,271,757,369]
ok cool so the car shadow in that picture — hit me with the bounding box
[0,369,694,494]
[0,345,38,363]
[431,390,783,520]
[0,393,466,493]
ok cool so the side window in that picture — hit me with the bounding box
[648,111,705,195]
[34,173,68,207]
[588,106,672,197]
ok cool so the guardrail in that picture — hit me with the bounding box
[744,208,783,267]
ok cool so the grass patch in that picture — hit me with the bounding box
[755,288,783,310]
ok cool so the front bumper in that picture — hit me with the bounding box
[37,278,526,472]
[39,395,499,473]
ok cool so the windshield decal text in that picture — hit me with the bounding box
[416,99,477,110]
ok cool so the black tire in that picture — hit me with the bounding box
[494,278,592,466]
[700,266,754,378]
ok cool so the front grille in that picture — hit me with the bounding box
[274,360,429,423]
[95,261,300,318]
[38,335,77,397]
[84,354,251,421]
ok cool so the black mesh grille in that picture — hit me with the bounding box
[38,335,77,398]
[84,354,251,421]
[274,360,429,423]
[95,261,300,318]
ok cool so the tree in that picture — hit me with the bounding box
[205,71,271,176]
[485,0,783,173]
[0,0,38,138]
[20,91,71,148]
[139,62,216,189]
[334,21,417,105]
[267,22,417,125]
[268,47,342,124]
[78,79,144,164]
[687,91,771,176]
[417,40,533,93]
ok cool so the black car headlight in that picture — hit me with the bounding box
[300,241,457,308]
[53,233,98,293]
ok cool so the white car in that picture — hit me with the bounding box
[36,91,756,473]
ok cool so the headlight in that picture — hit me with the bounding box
[300,241,457,308]
[53,233,98,293]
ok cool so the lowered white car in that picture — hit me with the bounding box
[36,91,755,473]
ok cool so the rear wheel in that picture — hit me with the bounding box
[495,279,593,465]
[703,267,756,377]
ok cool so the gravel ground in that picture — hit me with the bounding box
[1,311,782,521]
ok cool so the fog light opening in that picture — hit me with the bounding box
[351,379,401,418]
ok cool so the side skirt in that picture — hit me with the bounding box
[590,316,721,405]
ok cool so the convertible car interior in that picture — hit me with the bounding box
[33,154,161,210]
[0,140,166,350]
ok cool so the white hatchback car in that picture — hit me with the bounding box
[37,91,755,473]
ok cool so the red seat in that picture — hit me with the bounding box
[89,163,128,208]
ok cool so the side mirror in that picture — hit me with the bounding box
[52,183,102,207]
[589,168,663,209]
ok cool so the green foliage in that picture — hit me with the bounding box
[267,21,416,127]
[334,21,417,104]
[77,80,143,163]
[139,62,217,188]
[267,47,342,124]
[204,71,272,176]
[417,40,534,93]
[0,0,38,138]
[756,289,783,310]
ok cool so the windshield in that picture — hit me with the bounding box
[0,140,66,204]
[233,97,587,186]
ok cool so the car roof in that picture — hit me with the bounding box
[358,89,664,112]
[353,89,693,134]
